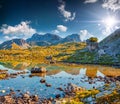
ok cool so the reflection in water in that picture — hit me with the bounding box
[80,68,86,75]
[30,73,46,77]
[65,68,80,75]
[86,68,97,78]
[0,61,120,76]
[100,69,120,77]
[0,62,120,98]
[1,61,120,77]
[0,62,30,70]
[29,68,104,78]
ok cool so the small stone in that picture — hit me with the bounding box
[55,94,61,98]
[40,79,46,83]
[45,83,52,87]
[26,91,30,94]
[33,95,39,101]
[10,88,14,92]
[56,87,63,91]
[49,97,53,101]
[23,93,30,99]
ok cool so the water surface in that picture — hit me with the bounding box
[0,63,119,98]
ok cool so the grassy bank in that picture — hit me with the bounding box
[0,42,119,67]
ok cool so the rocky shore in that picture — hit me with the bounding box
[0,75,120,104]
[0,69,29,80]
[1,66,120,104]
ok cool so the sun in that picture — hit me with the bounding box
[102,16,117,28]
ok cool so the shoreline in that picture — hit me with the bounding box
[0,63,120,103]
[59,61,120,68]
[0,75,120,104]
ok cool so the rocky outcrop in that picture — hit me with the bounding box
[86,37,98,52]
[0,92,39,104]
[31,67,47,73]
[65,83,85,93]
[98,49,105,57]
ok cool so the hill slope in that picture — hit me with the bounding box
[99,28,120,55]
[0,39,30,49]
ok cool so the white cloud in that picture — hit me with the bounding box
[102,27,112,36]
[115,26,120,29]
[58,0,76,21]
[52,30,60,34]
[4,36,10,40]
[98,24,101,26]
[101,25,119,38]
[98,24,120,41]
[98,27,113,41]
[52,25,67,34]
[84,0,98,3]
[79,30,94,41]
[4,36,18,40]
[0,21,36,39]
[84,0,120,12]
[57,25,67,32]
[38,32,46,35]
[102,0,120,12]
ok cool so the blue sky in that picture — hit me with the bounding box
[0,0,120,43]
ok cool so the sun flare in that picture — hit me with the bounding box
[102,16,117,28]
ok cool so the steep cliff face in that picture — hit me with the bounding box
[99,28,120,55]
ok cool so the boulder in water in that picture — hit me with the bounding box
[31,66,47,73]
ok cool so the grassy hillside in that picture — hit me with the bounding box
[0,41,119,66]
[65,50,120,65]
[0,42,86,63]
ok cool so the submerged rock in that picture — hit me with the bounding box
[45,83,52,87]
[55,94,61,98]
[56,87,64,91]
[40,79,46,83]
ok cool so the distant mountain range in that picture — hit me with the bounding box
[0,28,120,53]
[59,34,81,43]
[27,33,81,46]
[0,39,30,49]
[0,33,81,49]
[26,33,62,46]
